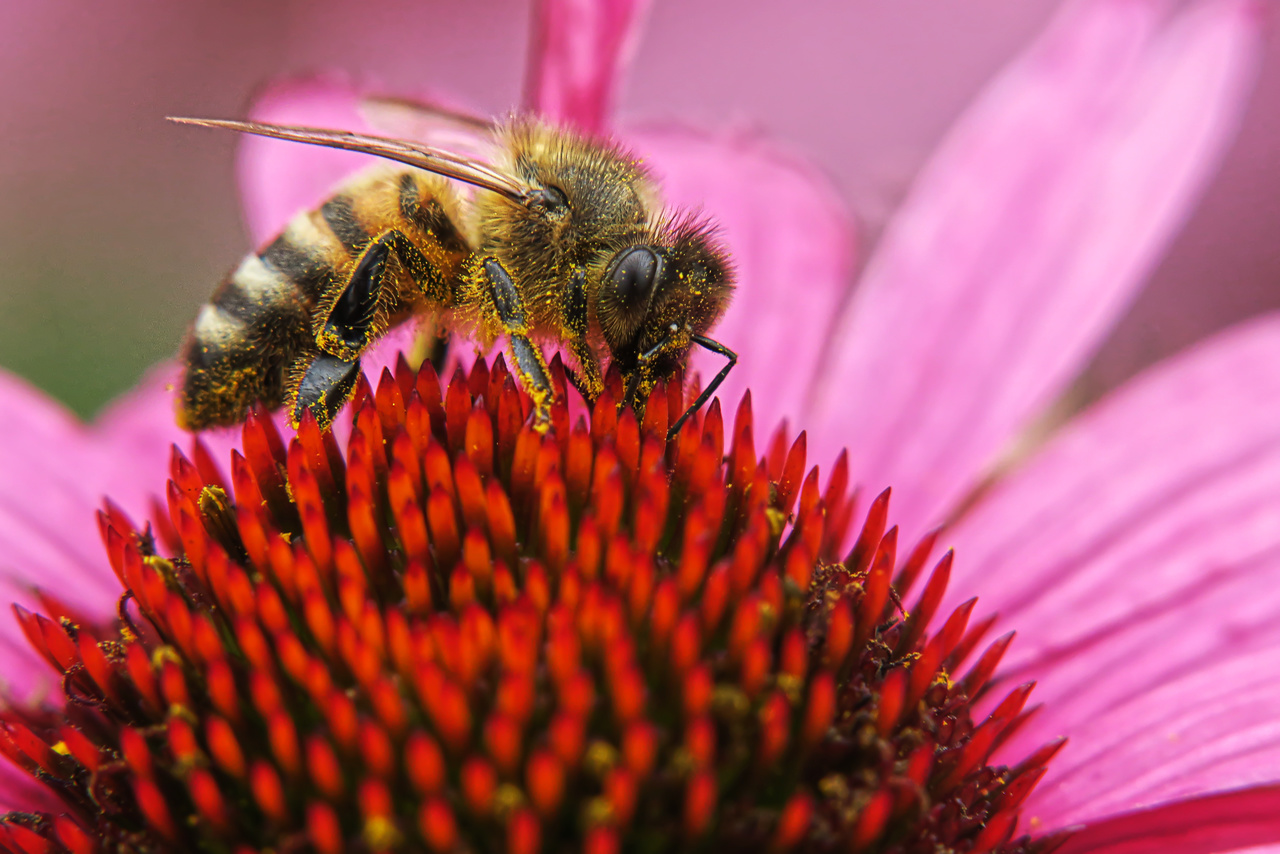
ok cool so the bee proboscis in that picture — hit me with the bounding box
[172,106,736,437]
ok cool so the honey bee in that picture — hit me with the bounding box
[172,105,736,438]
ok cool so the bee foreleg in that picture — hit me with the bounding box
[667,335,738,441]
[482,258,554,431]
[317,229,447,361]
[292,352,363,430]
[564,267,603,403]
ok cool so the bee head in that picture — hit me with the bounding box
[600,217,735,395]
[477,120,734,402]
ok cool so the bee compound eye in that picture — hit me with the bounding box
[528,184,567,211]
[610,246,660,310]
[541,184,567,208]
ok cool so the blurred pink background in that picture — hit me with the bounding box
[0,0,1274,416]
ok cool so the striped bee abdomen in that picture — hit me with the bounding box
[177,251,313,430]
[178,168,473,431]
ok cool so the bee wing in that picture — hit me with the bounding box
[358,95,500,164]
[169,116,527,201]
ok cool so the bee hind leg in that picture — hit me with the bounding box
[290,236,384,431]
[291,352,363,431]
[482,258,555,431]
[317,229,447,361]
[296,228,443,431]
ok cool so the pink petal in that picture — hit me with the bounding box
[1054,786,1280,854]
[0,363,215,703]
[808,0,1262,545]
[0,373,119,657]
[238,75,377,244]
[630,125,855,437]
[0,760,62,813]
[93,362,203,510]
[0,368,183,701]
[524,0,652,133]
[94,362,304,550]
[943,313,1280,832]
[94,356,370,491]
[97,359,307,479]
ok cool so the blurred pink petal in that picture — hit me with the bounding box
[0,375,121,590]
[93,360,276,512]
[0,762,60,815]
[0,369,175,701]
[943,314,1280,831]
[809,0,1261,544]
[94,361,202,489]
[1054,786,1280,854]
[94,353,386,490]
[241,0,654,239]
[0,373,109,590]
[525,0,652,132]
[237,76,503,245]
[631,125,855,434]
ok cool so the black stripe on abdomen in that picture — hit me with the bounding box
[183,255,304,428]
[212,254,308,335]
[260,229,334,305]
[320,195,371,256]
[398,173,469,254]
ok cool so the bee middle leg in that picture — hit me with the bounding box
[563,267,603,403]
[482,258,555,430]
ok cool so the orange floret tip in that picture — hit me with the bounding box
[0,355,1060,853]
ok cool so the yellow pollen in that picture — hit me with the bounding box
[362,817,402,849]
[151,646,182,668]
[584,741,618,776]
[494,784,526,819]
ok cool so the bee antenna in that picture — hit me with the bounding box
[167,116,529,201]
[666,335,738,441]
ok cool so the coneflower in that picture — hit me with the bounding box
[2,0,1278,851]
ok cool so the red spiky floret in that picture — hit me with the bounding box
[0,354,1069,853]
